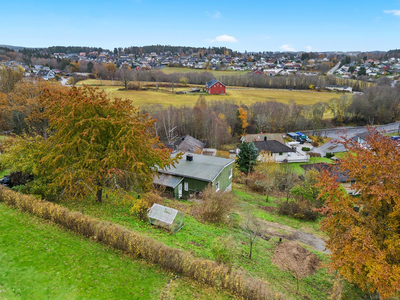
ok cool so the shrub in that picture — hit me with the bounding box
[325,152,335,158]
[9,171,34,187]
[277,200,320,221]
[211,236,235,266]
[198,185,235,224]
[311,141,319,147]
[301,147,310,152]
[309,152,321,157]
[0,186,283,300]
[246,172,270,194]
[131,190,163,222]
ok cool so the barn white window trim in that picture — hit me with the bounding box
[215,181,220,191]
[184,182,188,191]
[229,168,232,179]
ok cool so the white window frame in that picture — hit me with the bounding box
[184,182,188,191]
[229,168,232,179]
[215,181,220,191]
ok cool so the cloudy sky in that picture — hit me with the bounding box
[1,0,400,52]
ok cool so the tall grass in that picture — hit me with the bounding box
[0,187,286,300]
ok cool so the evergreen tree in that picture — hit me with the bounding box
[237,142,259,174]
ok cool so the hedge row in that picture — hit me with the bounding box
[0,187,286,300]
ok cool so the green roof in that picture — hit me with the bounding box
[159,153,235,182]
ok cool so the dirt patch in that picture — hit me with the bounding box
[259,206,277,212]
[272,241,320,278]
[257,219,331,253]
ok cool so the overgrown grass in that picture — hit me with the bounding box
[0,202,234,300]
[58,184,364,299]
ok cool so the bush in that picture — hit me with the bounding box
[131,190,163,222]
[325,152,335,158]
[277,200,320,221]
[198,185,235,224]
[309,152,321,157]
[246,172,270,194]
[9,171,34,187]
[211,236,234,266]
[301,147,310,152]
[311,141,319,147]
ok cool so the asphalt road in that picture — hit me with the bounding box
[305,121,400,155]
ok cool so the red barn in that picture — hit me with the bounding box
[205,79,226,95]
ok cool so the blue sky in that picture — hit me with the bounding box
[1,0,400,52]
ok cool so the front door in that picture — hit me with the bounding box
[178,184,182,198]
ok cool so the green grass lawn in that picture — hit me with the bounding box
[287,157,334,174]
[0,203,233,300]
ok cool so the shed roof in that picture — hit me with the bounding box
[148,203,178,225]
[160,153,235,182]
[253,140,295,153]
[153,174,183,188]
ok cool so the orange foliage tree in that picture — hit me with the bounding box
[317,127,400,299]
[236,107,249,137]
[0,80,65,134]
[4,85,179,202]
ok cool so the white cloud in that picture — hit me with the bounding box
[305,46,312,51]
[206,35,238,43]
[383,10,400,16]
[279,44,296,52]
[205,11,221,18]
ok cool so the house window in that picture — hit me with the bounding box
[229,168,232,179]
[184,182,188,191]
[279,152,283,155]
[215,181,220,191]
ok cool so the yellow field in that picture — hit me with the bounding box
[77,80,342,108]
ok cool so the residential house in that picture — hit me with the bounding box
[253,140,296,162]
[325,85,353,92]
[241,133,285,144]
[205,79,226,95]
[154,153,235,199]
[36,70,55,80]
[167,135,205,153]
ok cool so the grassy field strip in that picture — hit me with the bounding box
[0,203,232,300]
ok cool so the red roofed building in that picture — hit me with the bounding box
[205,79,226,95]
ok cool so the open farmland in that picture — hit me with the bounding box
[77,79,344,108]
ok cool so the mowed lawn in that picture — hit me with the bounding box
[0,203,232,300]
[77,80,342,108]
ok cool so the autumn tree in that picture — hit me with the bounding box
[317,127,400,299]
[106,62,117,85]
[3,85,179,202]
[236,107,249,137]
[237,141,258,174]
[0,65,23,94]
[116,66,133,90]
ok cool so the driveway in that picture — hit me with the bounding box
[306,121,400,155]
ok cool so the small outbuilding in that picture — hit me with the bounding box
[147,203,184,233]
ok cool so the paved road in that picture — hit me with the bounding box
[327,62,341,76]
[305,121,400,155]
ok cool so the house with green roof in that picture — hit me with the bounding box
[153,153,235,199]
